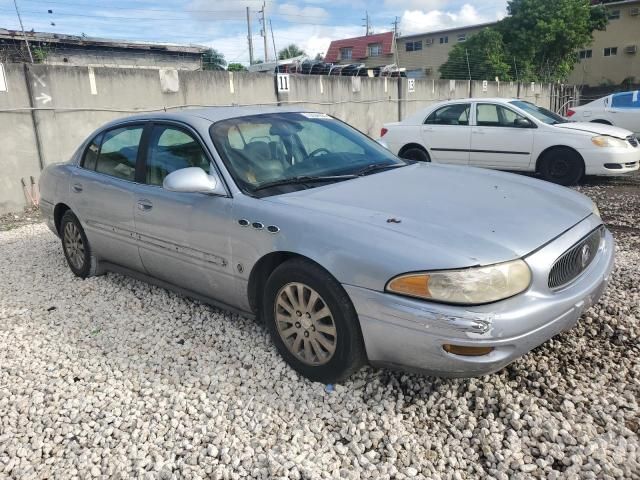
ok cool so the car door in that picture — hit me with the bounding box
[609,91,640,134]
[69,123,146,271]
[132,122,236,302]
[421,103,471,165]
[470,103,535,170]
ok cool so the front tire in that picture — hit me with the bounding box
[400,146,431,162]
[60,210,97,278]
[263,259,365,383]
[538,148,584,186]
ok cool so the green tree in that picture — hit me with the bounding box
[227,63,247,72]
[278,44,306,60]
[497,0,607,81]
[439,29,513,81]
[202,48,227,70]
[439,0,607,82]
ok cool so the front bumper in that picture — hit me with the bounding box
[580,146,640,175]
[346,214,615,377]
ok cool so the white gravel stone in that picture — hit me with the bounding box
[0,178,639,478]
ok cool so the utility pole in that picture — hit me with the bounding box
[392,16,400,67]
[246,6,254,65]
[362,11,371,36]
[13,0,33,63]
[260,2,268,63]
[269,19,278,68]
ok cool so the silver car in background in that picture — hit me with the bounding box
[39,107,614,382]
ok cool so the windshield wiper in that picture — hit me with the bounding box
[252,174,357,192]
[354,163,405,176]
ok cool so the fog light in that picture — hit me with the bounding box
[443,344,494,356]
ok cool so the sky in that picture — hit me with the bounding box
[0,0,508,65]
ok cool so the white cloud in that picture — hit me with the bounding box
[278,3,330,21]
[211,24,363,64]
[399,4,494,35]
[384,0,447,9]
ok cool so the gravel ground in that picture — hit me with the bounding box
[1,175,639,479]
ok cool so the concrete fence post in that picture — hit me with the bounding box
[397,77,403,122]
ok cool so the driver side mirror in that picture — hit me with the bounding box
[514,117,534,128]
[163,167,226,195]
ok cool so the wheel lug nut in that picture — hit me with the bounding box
[296,311,302,317]
[304,331,309,337]
[305,312,311,319]
[295,322,301,328]
[311,325,316,331]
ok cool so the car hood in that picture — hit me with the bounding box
[556,121,632,139]
[267,163,594,266]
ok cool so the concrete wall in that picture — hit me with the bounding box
[0,63,555,213]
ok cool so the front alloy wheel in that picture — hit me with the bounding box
[264,258,365,383]
[275,282,337,366]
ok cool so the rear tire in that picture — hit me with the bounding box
[538,148,584,186]
[400,146,431,162]
[60,210,98,278]
[263,259,365,383]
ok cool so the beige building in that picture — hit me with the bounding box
[396,22,496,78]
[568,0,640,86]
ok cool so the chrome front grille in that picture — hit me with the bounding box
[628,135,639,148]
[548,227,603,289]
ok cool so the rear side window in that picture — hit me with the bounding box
[611,92,639,108]
[95,126,143,181]
[81,133,102,170]
[425,104,470,126]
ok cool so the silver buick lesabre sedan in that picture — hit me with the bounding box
[39,107,614,383]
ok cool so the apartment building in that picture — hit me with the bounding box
[396,22,496,79]
[324,32,395,67]
[569,0,640,86]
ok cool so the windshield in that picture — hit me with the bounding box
[210,112,405,196]
[510,100,568,125]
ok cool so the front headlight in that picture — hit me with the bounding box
[386,259,531,305]
[592,202,601,218]
[591,136,628,148]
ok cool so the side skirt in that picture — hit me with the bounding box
[100,261,256,321]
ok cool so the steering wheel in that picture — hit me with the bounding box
[307,148,330,159]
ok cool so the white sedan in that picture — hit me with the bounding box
[379,98,639,185]
[567,91,640,135]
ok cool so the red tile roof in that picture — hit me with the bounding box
[324,32,394,63]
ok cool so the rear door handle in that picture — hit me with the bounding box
[137,200,153,211]
[473,129,486,134]
[71,183,83,193]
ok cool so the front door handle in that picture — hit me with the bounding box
[137,200,153,211]
[71,183,83,193]
[473,129,486,134]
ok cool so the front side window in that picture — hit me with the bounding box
[145,126,210,186]
[340,47,353,60]
[210,113,404,196]
[95,126,143,181]
[476,104,529,127]
[510,100,567,125]
[425,104,470,125]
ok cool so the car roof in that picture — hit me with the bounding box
[103,105,316,127]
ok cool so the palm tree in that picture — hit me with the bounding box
[202,48,227,70]
[278,44,306,60]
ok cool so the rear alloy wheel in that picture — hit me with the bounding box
[263,259,365,383]
[400,146,431,163]
[539,148,584,186]
[60,210,97,278]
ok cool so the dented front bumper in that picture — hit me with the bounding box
[345,215,615,377]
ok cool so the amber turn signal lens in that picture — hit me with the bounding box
[442,344,495,357]
[387,274,430,298]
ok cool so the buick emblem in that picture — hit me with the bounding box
[580,244,591,268]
